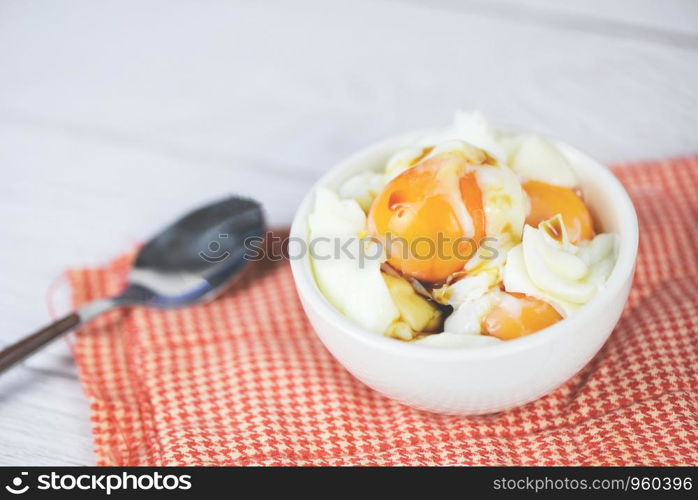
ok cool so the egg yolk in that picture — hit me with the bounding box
[523,180,594,243]
[368,152,486,284]
[483,292,562,340]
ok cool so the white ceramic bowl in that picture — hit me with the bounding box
[290,131,638,415]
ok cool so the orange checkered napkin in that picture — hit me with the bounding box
[68,156,698,466]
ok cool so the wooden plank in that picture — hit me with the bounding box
[402,0,698,48]
[485,0,698,37]
[0,365,94,465]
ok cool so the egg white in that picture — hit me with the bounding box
[308,188,399,333]
[503,216,616,316]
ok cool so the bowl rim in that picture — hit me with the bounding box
[289,130,639,361]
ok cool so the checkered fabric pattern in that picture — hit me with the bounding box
[68,156,698,466]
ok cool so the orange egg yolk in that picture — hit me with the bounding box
[523,180,595,243]
[483,292,562,340]
[368,153,486,284]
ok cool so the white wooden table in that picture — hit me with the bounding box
[1,0,696,465]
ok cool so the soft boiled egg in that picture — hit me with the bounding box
[307,111,616,347]
[523,180,595,244]
[367,141,526,284]
[367,139,561,342]
[482,292,562,340]
[308,188,445,341]
[440,282,562,340]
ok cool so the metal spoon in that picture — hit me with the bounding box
[0,196,265,374]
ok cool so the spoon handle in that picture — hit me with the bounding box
[0,297,126,375]
[0,313,81,374]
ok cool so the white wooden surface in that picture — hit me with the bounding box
[0,0,696,465]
